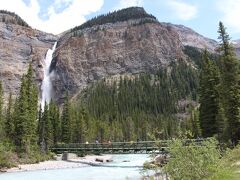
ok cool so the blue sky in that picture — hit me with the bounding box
[1,0,240,40]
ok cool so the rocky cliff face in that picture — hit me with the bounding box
[51,8,227,102]
[233,39,240,57]
[0,8,238,104]
[0,11,57,100]
[52,18,186,102]
[52,7,234,103]
[162,23,218,52]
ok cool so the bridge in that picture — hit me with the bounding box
[51,141,163,154]
[50,139,206,154]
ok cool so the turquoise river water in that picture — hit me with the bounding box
[0,154,153,180]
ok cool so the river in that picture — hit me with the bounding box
[0,154,154,180]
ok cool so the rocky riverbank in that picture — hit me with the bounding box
[6,155,113,173]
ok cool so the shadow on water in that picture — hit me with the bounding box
[66,160,143,168]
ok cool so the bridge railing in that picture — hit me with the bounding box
[50,138,209,153]
[52,141,159,149]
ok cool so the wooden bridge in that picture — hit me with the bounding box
[50,139,206,154]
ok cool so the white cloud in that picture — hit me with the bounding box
[0,0,104,34]
[167,0,197,21]
[113,0,143,10]
[52,0,72,10]
[218,0,240,34]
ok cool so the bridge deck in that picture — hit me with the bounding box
[50,139,206,154]
[51,141,163,154]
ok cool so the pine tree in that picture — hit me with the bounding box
[5,92,14,140]
[218,22,240,145]
[38,104,48,153]
[61,92,72,143]
[37,105,42,138]
[14,75,29,152]
[190,108,201,138]
[199,50,221,137]
[37,105,45,152]
[72,105,85,143]
[43,103,52,150]
[49,100,60,144]
[0,81,4,140]
[14,64,39,153]
[25,64,38,145]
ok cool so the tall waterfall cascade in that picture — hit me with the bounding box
[41,42,57,110]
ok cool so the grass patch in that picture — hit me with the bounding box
[0,142,55,170]
[0,142,17,168]
[163,138,221,180]
[210,145,240,180]
[162,138,240,180]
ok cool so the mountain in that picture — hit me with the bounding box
[161,23,218,52]
[233,39,240,57]
[50,7,216,102]
[0,7,238,103]
[0,10,57,100]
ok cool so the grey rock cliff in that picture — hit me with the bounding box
[0,8,239,104]
[0,12,57,101]
[162,23,218,52]
[52,19,186,102]
[233,39,240,57]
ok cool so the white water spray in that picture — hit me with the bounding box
[41,42,57,110]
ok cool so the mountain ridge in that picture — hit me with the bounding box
[162,23,218,52]
[0,10,30,28]
[0,7,238,103]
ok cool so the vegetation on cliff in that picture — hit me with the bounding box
[70,7,156,33]
[79,60,199,141]
[0,10,30,27]
[36,60,200,146]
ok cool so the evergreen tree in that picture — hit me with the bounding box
[14,76,29,152]
[0,81,4,140]
[37,105,45,152]
[61,92,72,143]
[199,50,221,137]
[72,104,88,143]
[37,105,42,139]
[43,103,53,150]
[14,64,38,153]
[25,64,38,145]
[5,92,14,140]
[189,108,201,138]
[71,7,156,35]
[218,22,240,145]
[49,100,60,144]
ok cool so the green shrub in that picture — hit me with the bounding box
[164,138,222,180]
[76,151,86,157]
[209,145,240,180]
[71,7,156,34]
[18,146,55,164]
[0,142,17,168]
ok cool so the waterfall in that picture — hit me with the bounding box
[41,42,57,110]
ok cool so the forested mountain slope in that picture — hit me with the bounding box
[0,7,228,105]
[51,7,207,103]
[1,8,240,165]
